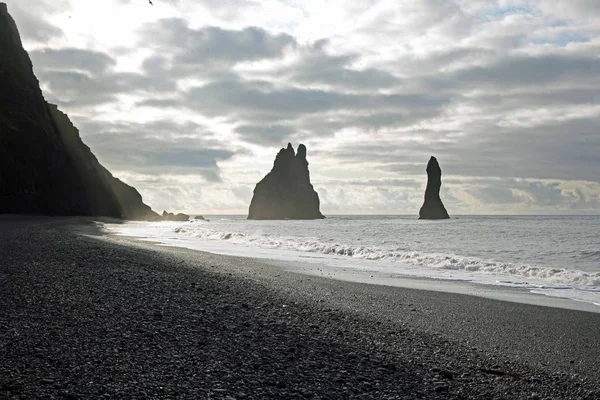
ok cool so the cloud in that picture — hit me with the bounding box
[139,18,297,72]
[138,73,449,131]
[30,48,116,74]
[434,54,600,90]
[235,124,296,145]
[239,39,400,91]
[10,0,600,213]
[75,119,238,182]
[322,111,600,184]
[451,177,600,213]
[4,1,65,43]
[28,48,176,107]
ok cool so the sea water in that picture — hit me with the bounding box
[104,215,600,307]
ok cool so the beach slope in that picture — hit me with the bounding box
[1,217,599,399]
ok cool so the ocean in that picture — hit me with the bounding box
[104,215,600,308]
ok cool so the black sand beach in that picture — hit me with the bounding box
[1,217,600,399]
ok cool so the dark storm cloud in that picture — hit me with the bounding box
[130,31,599,187]
[139,18,297,66]
[29,48,176,107]
[136,21,399,94]
[5,0,599,213]
[38,69,175,107]
[293,56,397,89]
[327,114,600,183]
[424,54,600,92]
[30,48,116,74]
[293,109,444,137]
[280,40,399,90]
[449,178,600,210]
[138,73,448,120]
[470,88,600,110]
[235,124,296,145]
[76,119,238,182]
[4,1,64,42]
[435,117,600,183]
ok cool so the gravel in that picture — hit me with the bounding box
[1,216,599,399]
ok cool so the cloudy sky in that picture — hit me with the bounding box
[6,0,600,214]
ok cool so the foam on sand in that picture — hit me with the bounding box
[103,219,600,308]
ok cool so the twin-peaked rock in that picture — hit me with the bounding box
[248,143,325,220]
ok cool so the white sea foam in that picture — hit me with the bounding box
[169,224,600,290]
[104,215,600,307]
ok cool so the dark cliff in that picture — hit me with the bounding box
[419,156,450,220]
[0,3,157,219]
[248,143,325,220]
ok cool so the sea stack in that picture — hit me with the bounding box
[419,156,450,220]
[248,143,325,220]
[162,211,190,221]
[0,3,157,219]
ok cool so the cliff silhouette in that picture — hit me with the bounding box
[248,143,325,220]
[0,3,157,219]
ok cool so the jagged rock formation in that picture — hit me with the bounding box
[419,156,450,220]
[248,143,325,220]
[162,211,190,221]
[0,3,157,219]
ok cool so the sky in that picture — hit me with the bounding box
[5,0,600,215]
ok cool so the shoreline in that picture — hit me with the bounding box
[97,220,600,376]
[2,217,600,399]
[103,219,600,314]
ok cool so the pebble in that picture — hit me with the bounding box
[439,370,455,380]
[1,222,599,400]
[434,384,449,392]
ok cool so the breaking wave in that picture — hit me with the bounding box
[172,225,600,290]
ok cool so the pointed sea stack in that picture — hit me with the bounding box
[248,143,325,220]
[419,156,450,220]
[0,3,158,219]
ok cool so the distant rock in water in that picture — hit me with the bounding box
[0,3,157,220]
[163,211,190,221]
[419,156,450,220]
[248,143,325,220]
[194,215,205,220]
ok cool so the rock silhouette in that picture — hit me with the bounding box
[0,3,157,220]
[49,105,159,220]
[162,211,190,221]
[419,156,450,220]
[248,143,325,220]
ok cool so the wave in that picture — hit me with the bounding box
[172,225,600,289]
[580,250,600,261]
